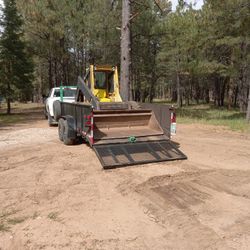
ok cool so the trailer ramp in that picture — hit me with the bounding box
[93,140,187,169]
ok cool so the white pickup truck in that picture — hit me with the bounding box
[45,86,77,126]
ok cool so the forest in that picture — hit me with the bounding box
[0,0,249,119]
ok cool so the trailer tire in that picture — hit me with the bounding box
[53,100,61,121]
[63,119,75,145]
[58,118,64,141]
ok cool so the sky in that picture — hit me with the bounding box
[171,0,204,10]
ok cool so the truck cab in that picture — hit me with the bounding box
[45,86,76,126]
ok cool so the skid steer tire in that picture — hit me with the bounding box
[53,100,61,121]
[58,118,64,142]
[63,120,75,145]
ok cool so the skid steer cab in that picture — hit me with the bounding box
[52,65,187,169]
[76,65,123,104]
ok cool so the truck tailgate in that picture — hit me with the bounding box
[93,140,187,169]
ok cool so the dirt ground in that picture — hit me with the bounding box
[0,109,250,250]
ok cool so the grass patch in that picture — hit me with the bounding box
[0,102,43,112]
[177,104,250,133]
[0,210,25,230]
[32,212,39,219]
[47,212,59,221]
[0,113,27,125]
[7,217,27,225]
[0,222,10,232]
[0,102,44,126]
[0,210,19,219]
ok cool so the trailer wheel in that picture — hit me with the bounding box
[58,118,64,141]
[63,120,75,145]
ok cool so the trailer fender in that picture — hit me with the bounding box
[64,115,77,139]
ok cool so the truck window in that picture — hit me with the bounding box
[63,88,76,97]
[53,89,60,97]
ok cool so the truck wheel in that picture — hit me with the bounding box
[44,107,48,119]
[53,100,61,121]
[48,113,53,127]
[58,118,64,141]
[63,120,75,145]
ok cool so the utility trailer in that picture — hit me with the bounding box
[53,65,186,169]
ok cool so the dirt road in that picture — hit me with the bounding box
[0,110,250,250]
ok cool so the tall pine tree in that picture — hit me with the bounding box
[0,0,33,114]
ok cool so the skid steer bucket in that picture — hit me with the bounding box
[93,109,163,141]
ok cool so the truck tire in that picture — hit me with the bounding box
[63,119,75,145]
[47,113,53,127]
[44,107,48,119]
[53,100,61,121]
[58,118,64,141]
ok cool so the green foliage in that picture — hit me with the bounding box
[0,0,34,113]
[131,0,171,102]
[157,0,249,112]
[16,0,121,92]
[3,0,248,119]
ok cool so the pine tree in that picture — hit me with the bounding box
[0,0,33,114]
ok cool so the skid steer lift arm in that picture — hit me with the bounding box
[76,76,99,109]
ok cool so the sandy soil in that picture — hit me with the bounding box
[0,110,250,250]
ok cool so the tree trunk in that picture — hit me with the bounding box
[48,58,53,89]
[6,78,11,114]
[246,88,250,122]
[221,79,226,107]
[176,72,181,107]
[205,88,210,104]
[238,41,248,112]
[7,98,11,114]
[234,85,238,108]
[120,0,131,101]
[227,79,233,109]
